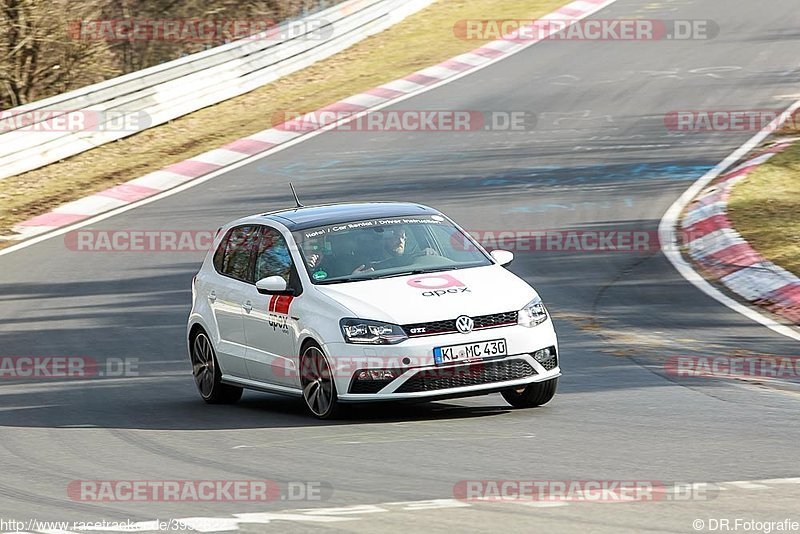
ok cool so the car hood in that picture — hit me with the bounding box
[314,265,538,324]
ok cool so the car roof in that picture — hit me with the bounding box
[258,202,441,231]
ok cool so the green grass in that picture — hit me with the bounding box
[727,133,800,276]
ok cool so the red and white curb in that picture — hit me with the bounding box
[659,96,800,342]
[680,140,800,325]
[7,0,614,241]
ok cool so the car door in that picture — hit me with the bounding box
[208,224,260,378]
[242,225,301,388]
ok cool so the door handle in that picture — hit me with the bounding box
[208,291,217,303]
[242,301,253,313]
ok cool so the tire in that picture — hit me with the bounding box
[299,342,341,419]
[190,330,243,404]
[501,378,558,408]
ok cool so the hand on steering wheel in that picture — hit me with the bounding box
[352,264,375,274]
[416,247,439,257]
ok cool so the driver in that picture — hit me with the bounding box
[353,226,437,273]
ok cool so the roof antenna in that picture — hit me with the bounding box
[289,182,304,208]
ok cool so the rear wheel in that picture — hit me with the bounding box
[300,343,341,419]
[502,378,558,408]
[190,330,243,404]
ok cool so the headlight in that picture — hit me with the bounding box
[518,295,548,327]
[340,318,408,344]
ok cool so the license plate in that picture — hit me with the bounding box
[433,339,507,365]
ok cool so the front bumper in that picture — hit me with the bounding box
[323,321,559,402]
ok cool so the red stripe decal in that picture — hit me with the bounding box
[269,295,279,312]
[274,295,294,315]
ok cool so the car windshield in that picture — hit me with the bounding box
[293,215,492,284]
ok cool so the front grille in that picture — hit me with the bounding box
[404,318,456,336]
[474,311,517,329]
[395,359,536,393]
[403,311,518,337]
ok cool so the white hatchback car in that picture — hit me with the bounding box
[188,202,560,418]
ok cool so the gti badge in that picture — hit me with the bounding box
[455,315,474,334]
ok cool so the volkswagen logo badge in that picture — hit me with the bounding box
[455,315,474,334]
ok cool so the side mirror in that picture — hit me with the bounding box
[490,249,514,267]
[256,276,294,295]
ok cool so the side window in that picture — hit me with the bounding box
[215,225,259,283]
[255,227,293,283]
[213,233,226,272]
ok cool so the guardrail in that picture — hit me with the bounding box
[0,0,433,181]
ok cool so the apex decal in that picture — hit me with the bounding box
[407,274,471,297]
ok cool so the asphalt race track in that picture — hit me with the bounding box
[2,0,800,531]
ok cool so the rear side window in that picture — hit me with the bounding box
[213,225,260,283]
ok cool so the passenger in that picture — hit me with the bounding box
[306,233,367,278]
[325,233,368,277]
[304,237,327,270]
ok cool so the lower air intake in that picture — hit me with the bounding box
[395,359,536,393]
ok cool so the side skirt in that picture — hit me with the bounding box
[221,375,303,398]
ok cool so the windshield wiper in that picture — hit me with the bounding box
[371,267,454,280]
[317,267,457,284]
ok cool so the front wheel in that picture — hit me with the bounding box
[190,330,243,404]
[502,378,558,408]
[300,343,341,419]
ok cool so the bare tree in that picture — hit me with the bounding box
[0,0,118,108]
[106,0,332,74]
[0,0,338,109]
